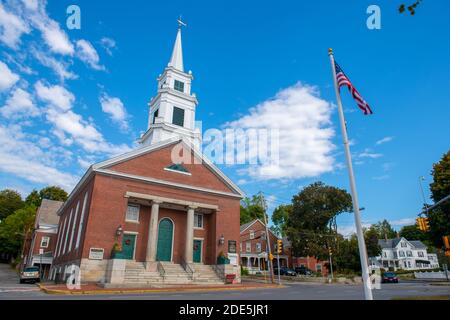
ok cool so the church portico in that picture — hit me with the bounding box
[123,192,218,268]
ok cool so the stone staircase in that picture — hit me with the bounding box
[124,261,162,285]
[123,261,224,286]
[191,264,225,284]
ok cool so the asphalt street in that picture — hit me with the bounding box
[1,263,449,300]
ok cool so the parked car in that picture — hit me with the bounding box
[381,272,398,283]
[295,266,313,276]
[273,267,297,276]
[20,266,40,284]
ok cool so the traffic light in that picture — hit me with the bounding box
[328,247,333,256]
[276,239,283,254]
[416,217,430,232]
[443,236,450,257]
[269,253,274,261]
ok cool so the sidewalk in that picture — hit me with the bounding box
[38,281,283,295]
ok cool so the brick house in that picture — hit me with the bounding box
[240,219,289,274]
[283,238,330,276]
[21,199,63,279]
[49,26,244,286]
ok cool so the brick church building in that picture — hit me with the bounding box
[50,25,244,286]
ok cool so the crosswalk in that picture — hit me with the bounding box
[0,286,40,293]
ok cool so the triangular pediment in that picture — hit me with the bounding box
[93,139,244,197]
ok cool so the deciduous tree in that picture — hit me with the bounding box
[0,189,24,221]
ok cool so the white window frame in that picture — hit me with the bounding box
[57,216,68,257]
[256,242,261,253]
[76,192,89,249]
[249,230,255,239]
[40,236,50,248]
[68,201,80,252]
[62,209,73,255]
[194,213,203,229]
[245,241,251,253]
[125,204,140,223]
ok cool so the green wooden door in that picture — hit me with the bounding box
[117,234,135,259]
[193,240,202,263]
[156,218,173,261]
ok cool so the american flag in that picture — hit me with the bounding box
[335,62,373,115]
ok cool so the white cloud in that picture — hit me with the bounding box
[0,124,77,190]
[76,39,104,70]
[100,37,116,56]
[32,48,77,81]
[0,88,39,119]
[358,148,383,159]
[372,174,390,181]
[389,218,415,227]
[34,82,131,155]
[0,3,30,48]
[0,61,19,91]
[225,82,335,180]
[24,0,74,55]
[338,222,372,238]
[376,136,393,145]
[99,93,129,130]
[35,81,75,111]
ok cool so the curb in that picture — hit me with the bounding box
[38,283,284,295]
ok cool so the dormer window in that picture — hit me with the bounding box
[174,80,184,93]
[172,106,185,127]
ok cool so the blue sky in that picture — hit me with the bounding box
[1,0,449,236]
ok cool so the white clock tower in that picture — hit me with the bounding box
[140,23,201,148]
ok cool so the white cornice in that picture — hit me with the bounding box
[96,168,242,199]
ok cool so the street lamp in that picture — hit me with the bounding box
[418,176,429,215]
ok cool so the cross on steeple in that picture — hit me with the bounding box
[177,16,187,29]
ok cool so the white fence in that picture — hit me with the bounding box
[414,271,447,280]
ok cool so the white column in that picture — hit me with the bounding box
[146,200,162,262]
[185,206,196,263]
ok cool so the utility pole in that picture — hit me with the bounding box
[259,192,274,283]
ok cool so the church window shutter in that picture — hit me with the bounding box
[174,80,184,92]
[172,107,185,127]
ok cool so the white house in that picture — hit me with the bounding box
[369,237,439,271]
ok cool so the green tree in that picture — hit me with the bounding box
[371,219,397,239]
[333,235,361,273]
[364,226,382,257]
[39,186,68,202]
[271,204,292,237]
[0,205,37,257]
[25,190,41,207]
[399,224,429,241]
[428,150,450,247]
[0,189,24,221]
[286,182,352,260]
[240,194,266,225]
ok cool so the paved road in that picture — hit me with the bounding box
[0,263,449,300]
[0,263,40,295]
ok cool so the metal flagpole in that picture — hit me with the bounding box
[328,48,373,300]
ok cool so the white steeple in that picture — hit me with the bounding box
[140,20,201,148]
[168,28,184,72]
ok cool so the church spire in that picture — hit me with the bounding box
[168,22,184,71]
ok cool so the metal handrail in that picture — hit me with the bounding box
[181,258,194,280]
[157,261,165,280]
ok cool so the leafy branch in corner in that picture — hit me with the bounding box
[399,0,422,16]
